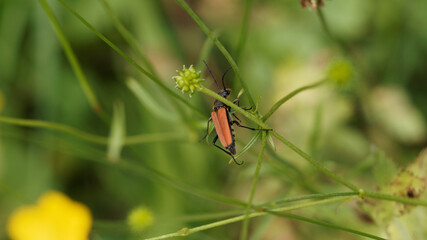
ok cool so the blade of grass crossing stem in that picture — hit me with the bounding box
[38,0,103,116]
[240,132,267,240]
[56,0,204,118]
[175,0,256,107]
[126,77,178,122]
[269,212,386,240]
[107,101,126,162]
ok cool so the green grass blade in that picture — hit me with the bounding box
[107,101,126,162]
[38,0,103,115]
[126,77,178,122]
[240,132,267,240]
[0,116,186,145]
[56,0,204,117]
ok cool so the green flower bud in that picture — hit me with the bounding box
[172,65,204,97]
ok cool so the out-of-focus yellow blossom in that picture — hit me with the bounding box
[127,206,154,232]
[7,191,92,240]
[327,59,354,87]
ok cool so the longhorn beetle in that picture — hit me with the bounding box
[202,60,270,165]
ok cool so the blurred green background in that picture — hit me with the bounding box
[1,0,427,239]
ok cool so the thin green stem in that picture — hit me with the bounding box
[262,80,326,121]
[38,0,103,115]
[99,0,158,77]
[199,87,268,129]
[0,116,186,145]
[257,192,357,208]
[316,7,349,54]
[235,0,254,63]
[144,196,353,240]
[175,0,256,107]
[1,116,106,144]
[269,212,385,240]
[271,131,359,192]
[364,191,427,207]
[57,0,204,118]
[240,132,267,240]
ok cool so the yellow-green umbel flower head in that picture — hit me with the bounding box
[173,65,203,97]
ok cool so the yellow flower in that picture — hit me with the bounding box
[7,191,92,240]
[127,206,154,232]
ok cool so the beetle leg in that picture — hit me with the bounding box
[233,98,240,105]
[200,117,213,142]
[232,113,242,122]
[233,98,252,111]
[212,135,244,165]
[232,121,272,131]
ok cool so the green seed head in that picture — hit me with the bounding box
[173,65,203,97]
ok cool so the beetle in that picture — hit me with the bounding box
[201,60,270,165]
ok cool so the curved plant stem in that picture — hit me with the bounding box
[38,0,103,116]
[0,116,186,145]
[271,131,359,192]
[144,196,354,240]
[240,132,267,240]
[175,0,256,107]
[262,80,326,121]
[56,0,204,118]
[269,212,385,240]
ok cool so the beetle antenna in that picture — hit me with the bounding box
[221,66,233,90]
[203,60,221,91]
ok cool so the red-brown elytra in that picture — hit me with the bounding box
[201,60,270,165]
